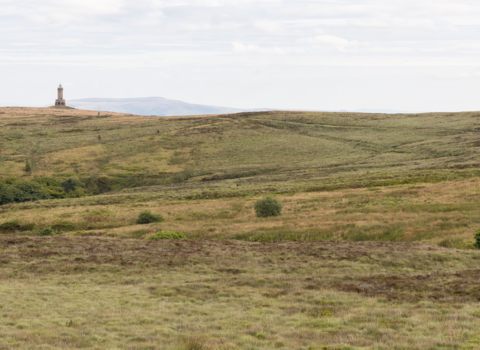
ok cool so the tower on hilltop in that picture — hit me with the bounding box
[55,84,66,106]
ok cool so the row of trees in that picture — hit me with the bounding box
[0,178,86,205]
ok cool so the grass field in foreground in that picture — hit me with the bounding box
[1,236,480,350]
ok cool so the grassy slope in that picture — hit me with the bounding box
[2,107,480,349]
[1,107,480,181]
[1,107,480,245]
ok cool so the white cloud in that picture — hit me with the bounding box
[300,35,363,52]
[54,38,85,47]
[233,42,285,55]
[254,20,282,33]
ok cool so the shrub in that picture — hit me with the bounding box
[65,188,88,198]
[0,220,21,233]
[34,177,65,198]
[254,196,282,218]
[11,181,50,202]
[147,231,186,240]
[39,227,55,236]
[475,229,480,249]
[0,184,16,205]
[25,160,32,172]
[135,210,164,225]
[61,178,77,192]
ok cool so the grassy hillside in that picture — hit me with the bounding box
[2,107,480,349]
[1,107,480,246]
[1,107,480,184]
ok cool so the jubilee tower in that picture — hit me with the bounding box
[55,84,66,106]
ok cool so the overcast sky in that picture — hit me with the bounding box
[2,0,480,111]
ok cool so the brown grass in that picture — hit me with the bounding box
[1,236,480,349]
[3,107,480,348]
[2,178,480,247]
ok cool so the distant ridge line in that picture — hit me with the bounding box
[68,96,422,116]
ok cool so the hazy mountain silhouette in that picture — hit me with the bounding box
[68,96,417,116]
[68,97,260,116]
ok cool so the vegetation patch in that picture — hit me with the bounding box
[147,231,186,240]
[135,210,164,224]
[0,220,36,233]
[254,196,283,218]
[39,226,55,236]
[332,269,480,302]
[0,220,21,233]
[51,221,77,232]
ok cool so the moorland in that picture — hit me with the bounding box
[1,107,480,349]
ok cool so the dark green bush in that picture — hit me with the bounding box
[25,160,32,172]
[61,178,77,192]
[0,220,21,233]
[0,183,19,205]
[0,177,89,205]
[33,178,65,199]
[475,229,480,249]
[39,227,55,236]
[147,231,186,240]
[135,210,164,225]
[10,181,50,202]
[32,177,61,187]
[254,196,282,218]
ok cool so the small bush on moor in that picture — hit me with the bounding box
[254,196,282,218]
[135,210,164,225]
[39,227,55,236]
[475,229,480,249]
[147,231,186,240]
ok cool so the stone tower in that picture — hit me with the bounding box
[55,84,66,106]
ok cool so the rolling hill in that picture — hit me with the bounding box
[2,106,480,349]
[1,105,480,245]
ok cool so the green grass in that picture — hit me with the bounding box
[3,107,480,348]
[1,236,480,349]
[2,108,480,189]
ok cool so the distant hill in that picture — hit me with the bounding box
[67,96,419,116]
[68,97,255,116]
[350,108,418,114]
